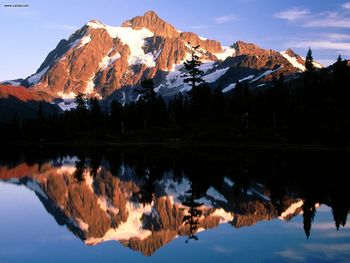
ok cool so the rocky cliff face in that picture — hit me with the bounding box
[8,10,318,110]
[0,158,302,256]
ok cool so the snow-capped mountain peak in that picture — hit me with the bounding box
[14,11,322,110]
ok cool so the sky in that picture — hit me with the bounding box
[0,0,350,80]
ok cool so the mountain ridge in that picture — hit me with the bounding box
[1,11,323,111]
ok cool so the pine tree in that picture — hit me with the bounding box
[181,183,204,243]
[303,48,316,106]
[182,43,205,90]
[170,92,185,125]
[337,54,342,63]
[305,48,315,73]
[89,98,102,135]
[37,102,44,122]
[136,78,156,102]
[333,53,350,105]
[110,100,123,134]
[90,98,101,116]
[302,199,316,239]
[75,92,87,112]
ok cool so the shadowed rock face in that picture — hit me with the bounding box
[16,10,314,104]
[0,156,304,256]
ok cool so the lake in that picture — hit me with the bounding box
[0,146,349,262]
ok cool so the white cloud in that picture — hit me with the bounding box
[275,7,350,28]
[277,243,350,263]
[304,12,350,28]
[327,33,350,40]
[212,245,235,254]
[302,243,350,256]
[343,2,350,10]
[214,14,237,24]
[275,8,310,21]
[276,249,304,261]
[190,25,208,30]
[42,24,77,31]
[287,40,350,53]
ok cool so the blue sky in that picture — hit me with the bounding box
[0,0,350,80]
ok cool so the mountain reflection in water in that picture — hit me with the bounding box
[0,147,349,257]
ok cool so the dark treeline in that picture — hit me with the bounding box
[0,145,349,239]
[1,48,350,145]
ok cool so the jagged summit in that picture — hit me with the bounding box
[3,10,322,110]
[122,10,180,38]
[284,48,298,57]
[233,41,276,56]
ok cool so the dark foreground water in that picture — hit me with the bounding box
[0,146,349,263]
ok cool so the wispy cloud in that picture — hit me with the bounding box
[343,2,350,10]
[42,24,78,31]
[327,33,350,40]
[277,243,350,263]
[214,14,238,24]
[274,8,310,21]
[212,245,235,254]
[275,5,350,28]
[304,12,350,28]
[302,243,350,255]
[190,25,208,30]
[287,40,350,53]
[276,249,304,261]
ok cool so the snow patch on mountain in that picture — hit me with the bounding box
[214,46,235,61]
[57,91,76,99]
[99,52,121,70]
[313,61,323,69]
[78,35,91,48]
[224,177,234,187]
[162,174,191,203]
[1,80,21,86]
[86,75,95,94]
[222,83,236,93]
[85,201,152,244]
[222,75,255,93]
[249,188,271,201]
[166,64,188,91]
[199,61,217,73]
[26,180,48,199]
[281,51,305,72]
[75,218,89,231]
[203,67,229,83]
[58,100,76,111]
[97,195,119,215]
[206,187,228,202]
[279,200,304,220]
[250,67,282,82]
[27,66,49,85]
[87,20,155,67]
[211,208,234,223]
[153,49,162,59]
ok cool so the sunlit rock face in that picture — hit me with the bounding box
[15,10,318,107]
[0,156,302,256]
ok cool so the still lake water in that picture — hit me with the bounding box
[0,146,349,262]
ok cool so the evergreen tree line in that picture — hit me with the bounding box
[0,47,349,145]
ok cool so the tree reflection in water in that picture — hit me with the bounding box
[0,146,349,255]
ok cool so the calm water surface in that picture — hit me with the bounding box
[0,147,349,262]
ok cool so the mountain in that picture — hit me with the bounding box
[0,157,303,256]
[0,84,60,121]
[2,11,322,111]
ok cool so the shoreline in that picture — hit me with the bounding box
[0,140,347,152]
